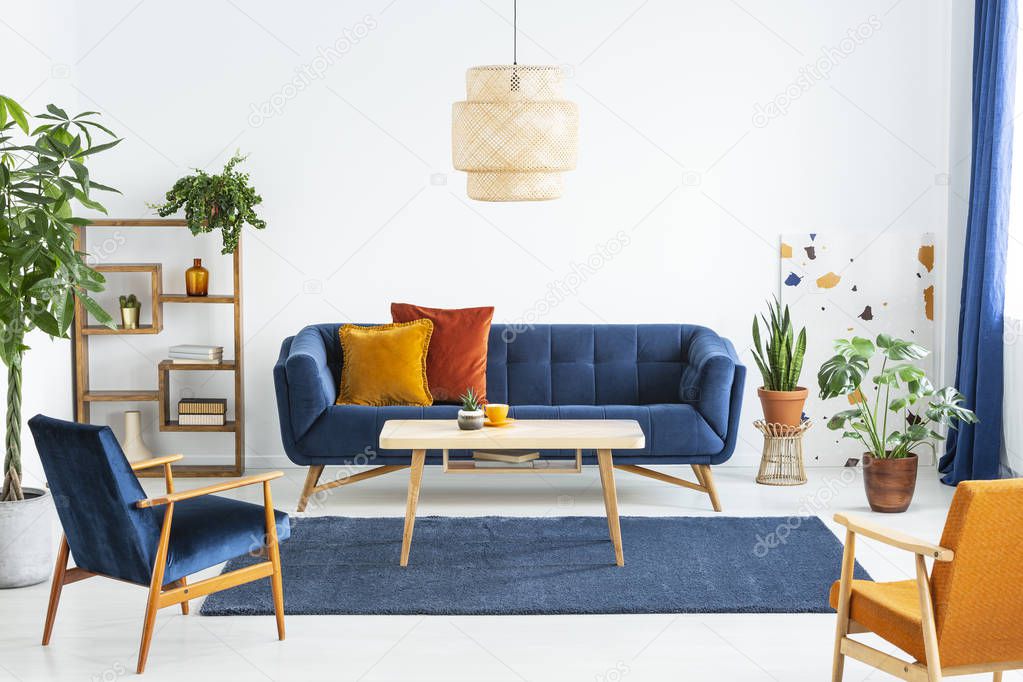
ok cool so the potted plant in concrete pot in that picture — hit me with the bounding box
[457,387,485,431]
[0,96,120,586]
[751,298,807,426]
[818,334,977,513]
[149,152,266,255]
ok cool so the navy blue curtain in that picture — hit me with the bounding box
[939,0,1016,484]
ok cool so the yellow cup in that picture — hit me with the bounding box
[485,403,509,424]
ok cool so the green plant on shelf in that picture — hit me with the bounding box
[119,294,140,309]
[148,152,266,255]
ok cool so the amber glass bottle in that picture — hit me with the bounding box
[185,258,209,296]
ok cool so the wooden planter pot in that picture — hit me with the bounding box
[862,453,918,513]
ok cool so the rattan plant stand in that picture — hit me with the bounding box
[755,420,812,486]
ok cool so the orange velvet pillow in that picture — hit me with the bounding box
[335,320,434,406]
[391,303,494,403]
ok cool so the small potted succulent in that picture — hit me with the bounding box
[119,294,141,329]
[818,334,978,513]
[457,387,485,431]
[752,298,807,426]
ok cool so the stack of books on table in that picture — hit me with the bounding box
[168,344,223,365]
[178,398,227,426]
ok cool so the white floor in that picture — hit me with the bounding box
[0,465,1015,682]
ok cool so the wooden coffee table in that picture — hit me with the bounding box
[378,419,646,567]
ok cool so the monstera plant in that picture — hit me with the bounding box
[0,95,120,586]
[818,334,977,512]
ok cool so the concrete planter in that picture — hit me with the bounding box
[0,487,55,588]
[457,409,485,431]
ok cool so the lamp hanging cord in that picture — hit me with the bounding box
[513,0,517,65]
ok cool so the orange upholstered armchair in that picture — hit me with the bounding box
[829,479,1023,681]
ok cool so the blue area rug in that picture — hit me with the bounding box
[200,516,869,616]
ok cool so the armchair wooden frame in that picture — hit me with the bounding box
[831,512,1019,682]
[42,455,287,674]
[296,462,722,513]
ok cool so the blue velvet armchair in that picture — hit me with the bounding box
[28,415,291,674]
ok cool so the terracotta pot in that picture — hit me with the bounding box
[757,387,808,427]
[863,453,918,513]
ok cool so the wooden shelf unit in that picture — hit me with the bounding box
[72,219,245,477]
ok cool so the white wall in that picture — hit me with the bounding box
[2,0,968,479]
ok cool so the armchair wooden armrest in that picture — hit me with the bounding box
[136,471,284,508]
[834,513,953,561]
[130,454,184,472]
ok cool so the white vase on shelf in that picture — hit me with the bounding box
[121,410,153,462]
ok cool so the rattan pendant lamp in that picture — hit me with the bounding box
[452,0,579,201]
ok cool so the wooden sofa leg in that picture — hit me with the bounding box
[297,465,324,512]
[616,464,721,511]
[690,464,706,488]
[698,465,722,512]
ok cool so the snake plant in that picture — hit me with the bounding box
[751,298,807,392]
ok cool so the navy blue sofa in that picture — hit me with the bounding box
[275,323,745,511]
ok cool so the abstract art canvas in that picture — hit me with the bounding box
[779,232,937,466]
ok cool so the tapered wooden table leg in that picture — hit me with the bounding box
[400,449,426,567]
[596,448,624,566]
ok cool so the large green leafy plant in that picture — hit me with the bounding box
[149,152,265,254]
[817,334,977,459]
[751,298,806,391]
[0,96,121,501]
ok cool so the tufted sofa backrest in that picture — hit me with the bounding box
[309,323,711,407]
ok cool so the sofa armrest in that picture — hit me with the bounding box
[282,326,337,438]
[681,327,742,438]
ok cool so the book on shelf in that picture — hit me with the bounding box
[168,357,223,365]
[169,344,223,356]
[178,398,227,415]
[473,460,534,468]
[531,460,578,469]
[177,413,226,426]
[473,450,540,464]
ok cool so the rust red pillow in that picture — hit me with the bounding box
[390,303,493,403]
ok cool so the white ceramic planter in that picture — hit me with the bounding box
[0,487,55,588]
[457,409,485,431]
